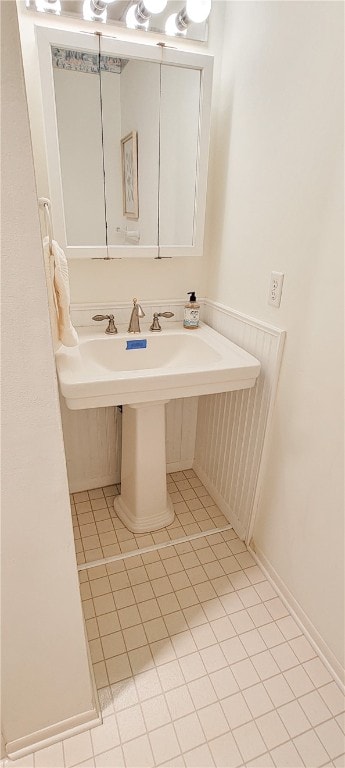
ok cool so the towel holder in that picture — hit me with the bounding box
[38,197,53,255]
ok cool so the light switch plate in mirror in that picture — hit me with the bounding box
[25,0,209,42]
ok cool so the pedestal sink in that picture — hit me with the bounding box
[114,400,174,532]
[56,323,260,533]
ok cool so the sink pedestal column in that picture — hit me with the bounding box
[114,401,174,533]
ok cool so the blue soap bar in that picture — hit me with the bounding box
[126,339,147,350]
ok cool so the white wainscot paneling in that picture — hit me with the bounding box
[166,397,199,472]
[70,299,186,328]
[61,395,198,493]
[60,396,122,492]
[194,301,286,542]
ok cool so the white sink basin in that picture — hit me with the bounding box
[56,322,260,409]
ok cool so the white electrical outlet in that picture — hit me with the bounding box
[268,271,284,307]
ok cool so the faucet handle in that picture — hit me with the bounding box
[150,311,175,332]
[92,314,117,334]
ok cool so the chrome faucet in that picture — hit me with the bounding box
[92,313,117,334]
[128,298,145,333]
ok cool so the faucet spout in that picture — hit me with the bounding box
[128,298,145,333]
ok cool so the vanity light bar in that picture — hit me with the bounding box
[35,0,211,31]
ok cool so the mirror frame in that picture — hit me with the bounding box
[36,26,213,259]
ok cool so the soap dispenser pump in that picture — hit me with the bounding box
[183,291,200,330]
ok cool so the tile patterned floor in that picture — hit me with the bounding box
[5,484,345,768]
[71,471,229,566]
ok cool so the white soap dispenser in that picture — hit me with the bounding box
[183,291,200,330]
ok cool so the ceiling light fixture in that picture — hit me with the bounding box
[165,0,211,36]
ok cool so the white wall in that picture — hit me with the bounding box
[1,2,97,754]
[204,1,344,670]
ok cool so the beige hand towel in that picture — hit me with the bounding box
[51,239,78,347]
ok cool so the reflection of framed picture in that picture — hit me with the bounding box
[121,130,139,219]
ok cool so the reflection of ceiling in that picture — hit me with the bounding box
[51,46,128,73]
[25,0,208,42]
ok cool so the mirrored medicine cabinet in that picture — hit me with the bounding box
[36,27,213,259]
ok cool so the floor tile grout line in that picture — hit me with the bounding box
[86,598,316,676]
[91,613,318,675]
[91,671,331,768]
[94,665,342,741]
[89,608,342,730]
[94,630,326,692]
[95,639,332,700]
[25,530,344,768]
[73,471,231,569]
[75,506,230,565]
[73,481,343,768]
[77,525,234,572]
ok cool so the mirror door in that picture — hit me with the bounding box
[100,43,160,257]
[52,44,106,249]
[159,64,201,248]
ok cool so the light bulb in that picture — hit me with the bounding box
[144,0,167,13]
[185,0,211,23]
[35,0,61,13]
[82,0,107,20]
[165,12,186,36]
[126,3,149,29]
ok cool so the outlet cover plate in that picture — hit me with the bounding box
[268,272,284,307]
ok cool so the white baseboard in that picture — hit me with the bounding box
[249,543,345,693]
[69,474,119,493]
[6,706,101,761]
[167,460,193,473]
[69,464,194,493]
[193,462,247,540]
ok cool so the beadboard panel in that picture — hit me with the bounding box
[61,395,198,493]
[166,397,199,470]
[194,301,285,542]
[60,397,121,492]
